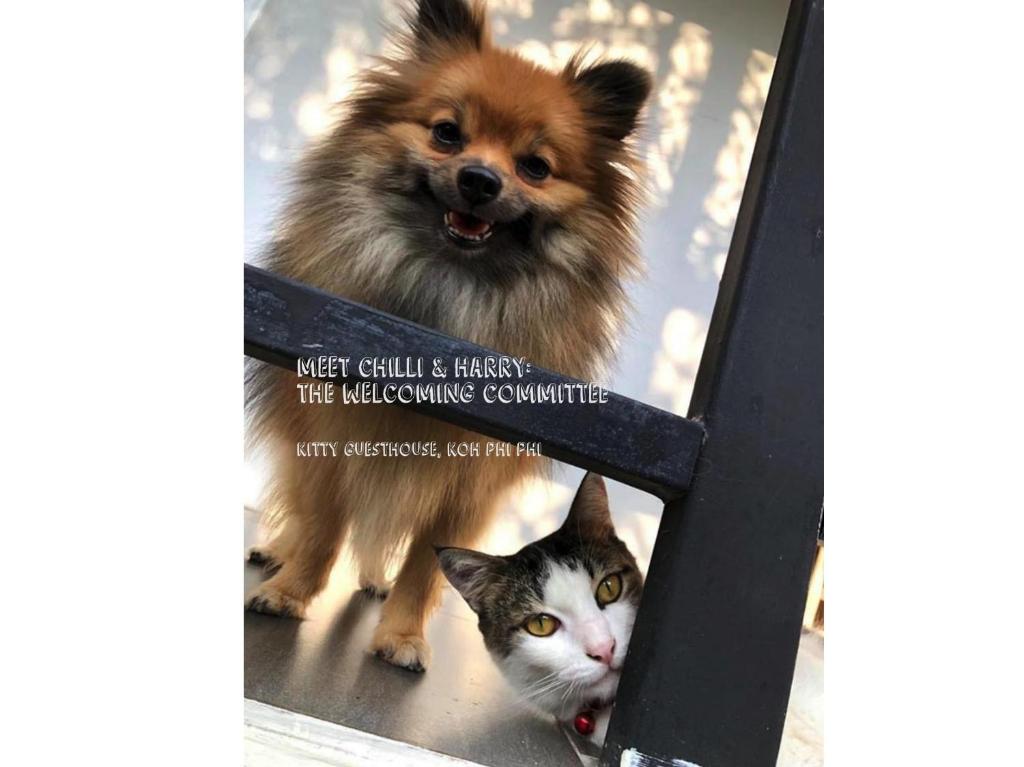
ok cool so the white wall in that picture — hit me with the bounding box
[244,0,789,572]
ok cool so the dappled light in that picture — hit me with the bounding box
[648,21,710,198]
[614,507,660,574]
[649,307,707,416]
[297,25,376,138]
[480,476,573,554]
[685,48,774,280]
[487,0,535,20]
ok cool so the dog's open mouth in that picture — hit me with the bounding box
[444,210,493,246]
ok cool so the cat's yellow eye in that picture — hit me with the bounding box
[596,573,623,606]
[524,613,560,637]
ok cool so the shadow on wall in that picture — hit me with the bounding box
[243,0,788,570]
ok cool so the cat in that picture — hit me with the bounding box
[437,472,642,743]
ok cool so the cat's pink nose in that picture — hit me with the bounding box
[585,638,616,666]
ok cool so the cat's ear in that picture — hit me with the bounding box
[410,0,488,53]
[562,472,615,540]
[436,546,502,613]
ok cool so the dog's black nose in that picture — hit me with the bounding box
[457,166,502,206]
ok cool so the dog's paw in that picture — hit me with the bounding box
[245,585,307,619]
[246,546,282,571]
[371,630,431,672]
[358,575,392,600]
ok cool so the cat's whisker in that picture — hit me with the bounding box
[560,677,581,708]
[520,675,567,701]
[518,670,560,694]
[520,675,572,704]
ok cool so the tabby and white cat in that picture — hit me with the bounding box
[437,473,642,742]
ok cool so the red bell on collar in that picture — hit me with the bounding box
[573,710,596,736]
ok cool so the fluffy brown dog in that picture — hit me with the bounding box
[245,0,651,672]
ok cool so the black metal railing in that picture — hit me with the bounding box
[245,264,704,501]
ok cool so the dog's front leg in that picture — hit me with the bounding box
[245,470,348,619]
[245,510,346,619]
[370,503,486,671]
[369,525,446,672]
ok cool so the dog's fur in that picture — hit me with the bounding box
[245,0,651,672]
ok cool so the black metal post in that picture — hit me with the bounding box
[601,0,823,764]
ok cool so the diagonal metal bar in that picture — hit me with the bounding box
[245,264,705,500]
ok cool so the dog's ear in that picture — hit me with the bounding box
[435,546,503,613]
[561,472,615,541]
[571,60,652,141]
[411,0,487,52]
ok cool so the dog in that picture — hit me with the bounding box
[245,0,651,673]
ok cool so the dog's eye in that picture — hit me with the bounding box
[432,121,462,147]
[518,156,550,181]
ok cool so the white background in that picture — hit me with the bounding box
[2,1,1023,765]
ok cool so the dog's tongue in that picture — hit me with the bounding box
[448,210,491,237]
